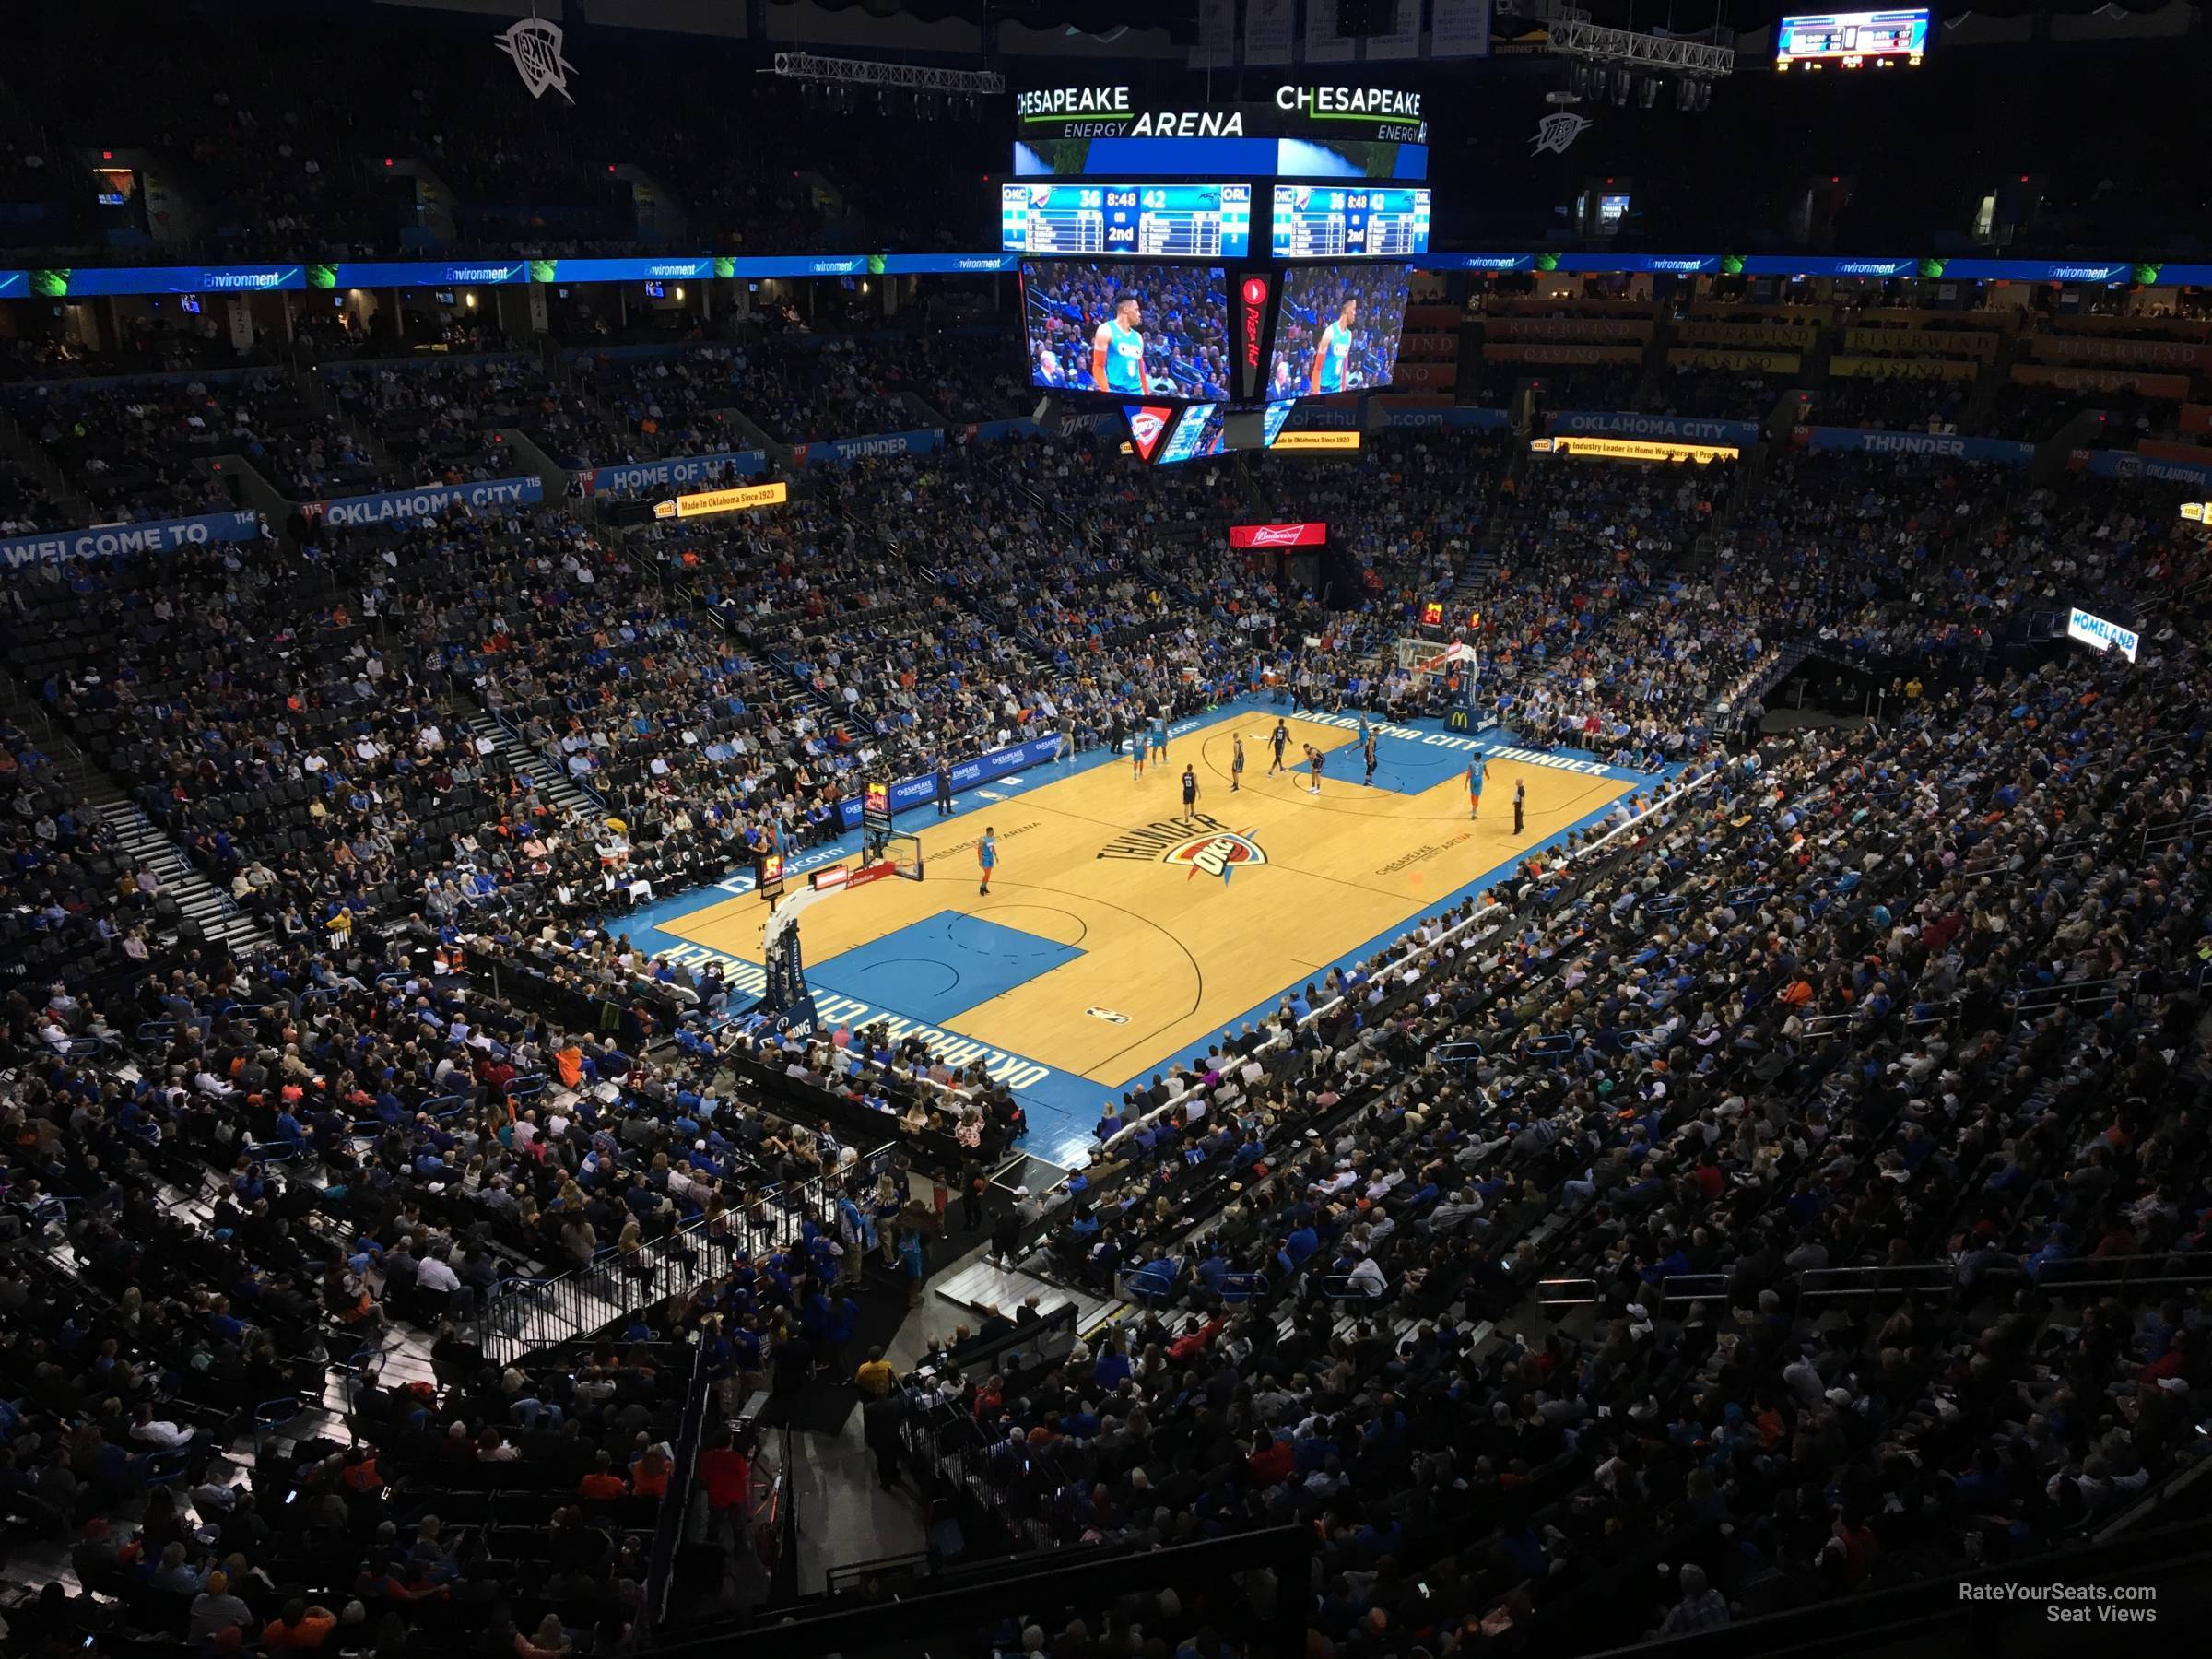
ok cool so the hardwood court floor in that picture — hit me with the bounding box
[658,711,1638,1093]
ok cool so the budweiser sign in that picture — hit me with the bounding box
[1230,522,1327,548]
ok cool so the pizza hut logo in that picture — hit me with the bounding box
[1241,276,1270,375]
[1162,830,1266,879]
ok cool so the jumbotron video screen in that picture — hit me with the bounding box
[1021,259,1232,400]
[1265,263,1415,398]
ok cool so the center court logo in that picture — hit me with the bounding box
[1098,814,1266,877]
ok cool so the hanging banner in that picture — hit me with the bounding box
[1430,0,1492,56]
[1244,0,1298,65]
[304,477,544,528]
[1828,355,1977,381]
[2029,335,2211,373]
[2012,364,2191,399]
[581,451,765,496]
[1488,315,1653,344]
[1191,0,1237,66]
[789,429,947,467]
[1665,348,1802,373]
[1486,343,1641,366]
[1304,0,1358,62]
[1364,0,1424,60]
[0,510,262,570]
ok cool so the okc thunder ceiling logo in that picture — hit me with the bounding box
[496,15,577,104]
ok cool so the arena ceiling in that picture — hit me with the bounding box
[771,0,2195,46]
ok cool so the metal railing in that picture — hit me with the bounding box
[476,1141,899,1365]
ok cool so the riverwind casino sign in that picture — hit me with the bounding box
[1014,84,1427,143]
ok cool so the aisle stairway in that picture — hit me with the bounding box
[463,711,606,819]
[91,794,270,951]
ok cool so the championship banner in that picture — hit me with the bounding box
[305,477,543,528]
[583,450,765,497]
[1230,522,1327,548]
[653,480,790,521]
[1665,347,1802,373]
[1829,355,1978,382]
[0,509,261,570]
[1430,0,1494,56]
[2012,364,2191,399]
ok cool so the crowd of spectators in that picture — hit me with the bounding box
[6,370,2212,1657]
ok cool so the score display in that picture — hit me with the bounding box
[1775,8,1930,70]
[1002,183,1252,258]
[1269,186,1431,259]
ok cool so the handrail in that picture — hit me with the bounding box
[477,1140,900,1364]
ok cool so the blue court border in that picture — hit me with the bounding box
[606,695,1681,1165]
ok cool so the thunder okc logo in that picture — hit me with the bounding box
[1163,830,1266,880]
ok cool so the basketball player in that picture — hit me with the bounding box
[1091,293,1146,395]
[1362,730,1379,787]
[1305,744,1324,796]
[1181,763,1199,824]
[977,826,996,896]
[1466,755,1486,821]
[1230,733,1245,792]
[1309,295,1358,395]
[1133,723,1148,778]
[1151,712,1170,770]
[1268,719,1289,776]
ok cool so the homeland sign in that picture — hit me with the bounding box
[581,451,764,496]
[0,509,262,569]
[305,477,544,528]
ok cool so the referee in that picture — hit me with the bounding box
[1181,763,1199,822]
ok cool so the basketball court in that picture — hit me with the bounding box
[618,698,1672,1165]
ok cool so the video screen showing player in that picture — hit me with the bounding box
[1264,263,1413,398]
[1021,259,1231,401]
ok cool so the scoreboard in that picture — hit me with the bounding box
[1002,182,1253,258]
[1269,186,1431,259]
[1774,8,1930,70]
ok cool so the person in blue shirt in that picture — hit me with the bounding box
[977,825,996,897]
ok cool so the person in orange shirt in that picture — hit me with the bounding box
[579,1450,629,1500]
[264,1600,340,1650]
[630,1444,672,1499]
